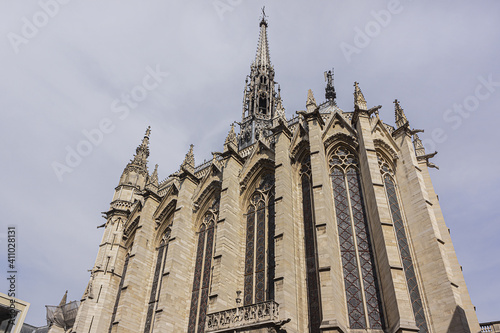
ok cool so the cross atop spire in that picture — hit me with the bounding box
[394,99,408,128]
[254,7,271,68]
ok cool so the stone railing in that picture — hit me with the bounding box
[206,300,279,332]
[481,321,500,333]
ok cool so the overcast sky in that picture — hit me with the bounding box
[0,0,499,327]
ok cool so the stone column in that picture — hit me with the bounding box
[209,151,244,312]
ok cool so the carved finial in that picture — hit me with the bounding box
[145,126,151,138]
[413,133,426,157]
[354,82,367,111]
[324,69,337,105]
[306,89,317,110]
[394,99,409,128]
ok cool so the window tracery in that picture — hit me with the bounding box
[188,198,219,333]
[299,157,321,333]
[244,174,275,306]
[377,152,428,333]
[330,146,383,329]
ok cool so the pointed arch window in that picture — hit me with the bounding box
[300,157,321,333]
[330,146,383,329]
[144,229,171,333]
[244,174,275,305]
[378,153,428,333]
[188,199,219,333]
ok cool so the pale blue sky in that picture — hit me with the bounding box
[0,0,499,326]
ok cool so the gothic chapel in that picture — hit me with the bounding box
[71,13,480,333]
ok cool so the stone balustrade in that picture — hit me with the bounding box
[206,300,279,332]
[481,321,500,333]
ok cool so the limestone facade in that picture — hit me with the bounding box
[71,14,480,333]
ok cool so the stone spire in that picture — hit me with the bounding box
[239,8,278,150]
[116,126,151,191]
[325,69,337,105]
[354,82,367,111]
[181,144,195,173]
[254,7,271,68]
[59,290,68,306]
[413,133,426,157]
[306,89,317,112]
[394,99,408,128]
[225,123,237,146]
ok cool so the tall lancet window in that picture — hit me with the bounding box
[300,157,321,333]
[330,146,383,329]
[378,153,428,333]
[144,229,171,333]
[244,174,275,305]
[188,199,219,333]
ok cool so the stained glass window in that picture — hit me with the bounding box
[330,146,384,329]
[144,230,171,333]
[300,157,321,333]
[188,198,219,333]
[378,153,428,333]
[243,174,275,306]
[108,254,129,333]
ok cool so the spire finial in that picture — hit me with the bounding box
[325,69,337,105]
[260,6,268,26]
[145,126,151,138]
[354,82,367,111]
[394,99,408,128]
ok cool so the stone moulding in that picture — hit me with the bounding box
[206,300,280,332]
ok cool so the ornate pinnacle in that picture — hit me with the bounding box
[354,82,367,111]
[306,89,317,109]
[225,123,237,146]
[59,290,68,306]
[325,69,337,105]
[149,164,159,185]
[127,126,151,172]
[394,99,409,128]
[276,85,286,119]
[181,144,195,171]
[413,133,426,157]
